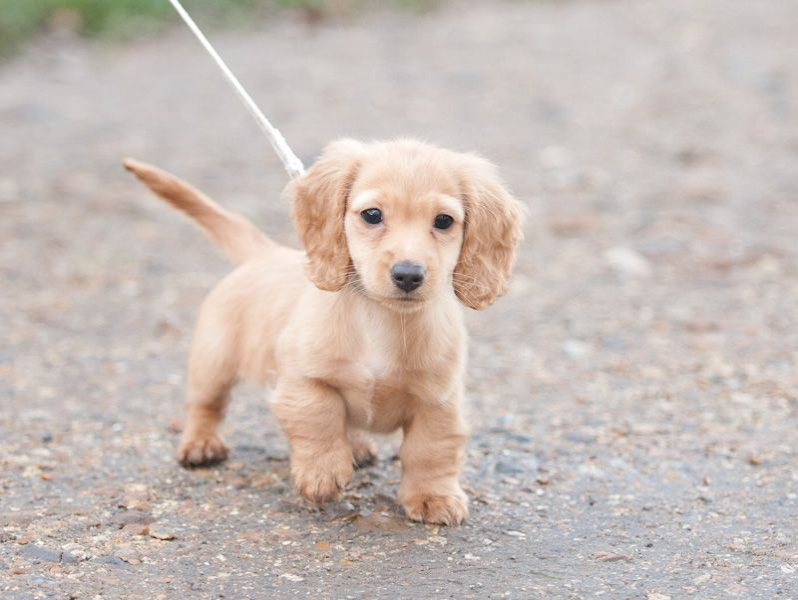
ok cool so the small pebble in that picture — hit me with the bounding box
[149,528,176,541]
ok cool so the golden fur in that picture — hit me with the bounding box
[124,139,524,525]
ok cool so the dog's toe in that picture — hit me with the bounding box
[402,489,468,526]
[292,447,353,504]
[177,434,230,468]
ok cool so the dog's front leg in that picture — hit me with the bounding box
[272,377,353,504]
[398,397,469,525]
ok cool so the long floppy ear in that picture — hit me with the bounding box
[290,139,367,291]
[453,154,525,310]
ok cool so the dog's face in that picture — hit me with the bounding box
[291,139,524,311]
[343,152,465,312]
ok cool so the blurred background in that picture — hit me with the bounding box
[2,1,797,598]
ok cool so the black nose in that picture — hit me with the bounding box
[391,261,425,293]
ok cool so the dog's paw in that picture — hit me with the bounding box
[292,448,353,504]
[350,434,377,468]
[177,434,230,467]
[401,488,468,526]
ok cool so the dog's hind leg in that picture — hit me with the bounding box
[176,312,238,467]
[348,429,377,468]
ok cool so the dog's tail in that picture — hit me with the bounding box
[123,159,276,265]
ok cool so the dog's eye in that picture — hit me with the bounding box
[434,214,454,230]
[361,208,383,225]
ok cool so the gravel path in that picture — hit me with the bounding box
[2,1,798,598]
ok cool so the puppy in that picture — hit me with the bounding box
[124,139,523,525]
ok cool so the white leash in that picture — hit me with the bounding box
[168,0,305,179]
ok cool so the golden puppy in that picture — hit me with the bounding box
[124,139,523,525]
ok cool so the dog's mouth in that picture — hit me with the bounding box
[350,288,427,312]
[384,291,430,309]
[372,290,425,302]
[346,272,429,308]
[367,291,428,312]
[382,298,426,314]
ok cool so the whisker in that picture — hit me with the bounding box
[400,311,407,355]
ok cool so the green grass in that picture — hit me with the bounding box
[0,0,438,57]
[0,0,253,55]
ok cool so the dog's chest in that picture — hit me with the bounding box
[334,308,462,432]
[340,337,421,432]
[364,341,414,397]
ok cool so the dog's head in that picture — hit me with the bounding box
[291,139,524,311]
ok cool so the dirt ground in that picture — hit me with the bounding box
[2,0,798,598]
